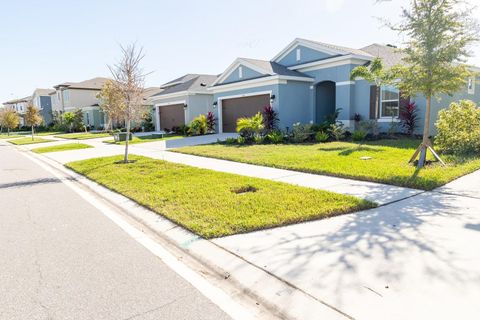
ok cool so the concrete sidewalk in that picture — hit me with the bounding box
[214,180,480,320]
[26,138,421,205]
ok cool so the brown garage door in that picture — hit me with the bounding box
[222,94,270,132]
[159,104,185,131]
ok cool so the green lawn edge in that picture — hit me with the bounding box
[173,139,480,191]
[32,143,93,154]
[54,132,112,140]
[8,137,53,145]
[65,155,376,239]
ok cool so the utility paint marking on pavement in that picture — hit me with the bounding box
[20,150,255,320]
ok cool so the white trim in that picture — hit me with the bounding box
[209,75,314,94]
[217,90,273,134]
[238,66,243,79]
[148,90,210,103]
[380,86,400,118]
[289,55,370,72]
[336,81,355,86]
[212,58,273,86]
[155,99,186,107]
[296,48,301,61]
[272,38,346,62]
[378,118,400,123]
[154,106,160,131]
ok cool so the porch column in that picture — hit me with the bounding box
[154,105,160,131]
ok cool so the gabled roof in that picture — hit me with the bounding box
[32,88,55,96]
[142,87,164,99]
[3,96,32,104]
[360,44,405,68]
[53,77,110,90]
[212,57,312,86]
[152,74,218,97]
[272,38,373,63]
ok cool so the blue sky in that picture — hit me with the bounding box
[1,0,479,103]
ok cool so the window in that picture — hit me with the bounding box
[468,77,475,95]
[238,66,243,79]
[63,90,69,102]
[296,48,301,61]
[380,85,400,118]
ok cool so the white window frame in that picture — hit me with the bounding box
[296,48,301,61]
[380,85,400,118]
[238,66,243,79]
[468,77,475,95]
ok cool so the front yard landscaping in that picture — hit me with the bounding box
[0,134,21,139]
[176,138,480,190]
[32,143,93,154]
[103,134,184,145]
[66,155,375,238]
[8,137,53,145]
[54,132,111,140]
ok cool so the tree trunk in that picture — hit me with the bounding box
[124,116,130,163]
[31,125,34,141]
[416,95,432,168]
[7,128,10,136]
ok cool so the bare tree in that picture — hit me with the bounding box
[108,44,148,163]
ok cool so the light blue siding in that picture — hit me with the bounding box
[221,65,265,84]
[277,81,312,128]
[277,45,333,67]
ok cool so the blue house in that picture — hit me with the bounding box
[209,38,479,134]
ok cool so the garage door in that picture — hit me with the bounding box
[221,94,270,132]
[159,104,185,131]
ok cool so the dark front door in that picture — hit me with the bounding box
[315,81,336,123]
[159,104,185,131]
[221,94,270,132]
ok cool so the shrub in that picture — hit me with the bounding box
[206,111,216,133]
[359,119,380,138]
[236,112,264,142]
[188,114,208,135]
[352,130,367,142]
[435,100,480,155]
[400,101,419,136]
[265,130,284,144]
[225,137,237,145]
[315,131,329,143]
[237,136,246,144]
[262,105,279,133]
[388,119,400,136]
[291,123,312,143]
[328,123,345,141]
[324,108,342,126]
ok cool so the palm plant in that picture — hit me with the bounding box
[236,112,264,142]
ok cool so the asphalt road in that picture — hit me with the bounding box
[0,144,231,320]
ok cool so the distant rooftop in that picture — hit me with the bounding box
[53,77,111,90]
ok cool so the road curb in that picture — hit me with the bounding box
[15,144,352,320]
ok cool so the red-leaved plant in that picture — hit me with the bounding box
[206,111,216,133]
[400,101,419,136]
[262,105,279,133]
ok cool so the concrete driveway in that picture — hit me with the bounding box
[214,170,480,320]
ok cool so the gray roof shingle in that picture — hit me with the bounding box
[54,77,110,90]
[360,44,405,68]
[240,58,312,78]
[152,74,218,97]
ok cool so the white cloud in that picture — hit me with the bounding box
[322,0,346,13]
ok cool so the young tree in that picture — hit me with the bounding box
[24,103,43,140]
[97,80,125,131]
[390,0,479,168]
[0,109,20,135]
[350,57,398,122]
[63,112,76,133]
[109,44,148,163]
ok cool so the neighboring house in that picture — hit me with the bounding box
[148,74,217,131]
[2,96,31,126]
[209,38,480,134]
[51,77,110,129]
[31,88,54,125]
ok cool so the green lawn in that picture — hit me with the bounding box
[55,132,111,140]
[103,134,184,145]
[32,143,93,154]
[66,155,375,238]
[8,137,53,145]
[0,134,21,139]
[175,139,480,190]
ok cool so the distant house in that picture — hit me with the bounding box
[148,74,217,132]
[2,96,31,126]
[31,88,54,125]
[51,77,110,129]
[209,38,480,134]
